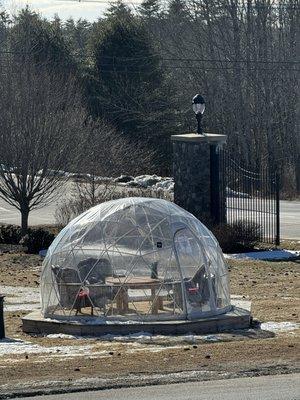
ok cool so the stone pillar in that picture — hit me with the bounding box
[171,133,227,225]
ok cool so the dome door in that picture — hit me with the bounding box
[174,227,215,318]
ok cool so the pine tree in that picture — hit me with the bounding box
[138,0,161,19]
[63,17,92,64]
[104,0,132,21]
[90,15,169,142]
[9,7,76,76]
[168,0,188,21]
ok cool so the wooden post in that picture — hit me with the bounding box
[275,171,280,246]
[0,295,5,339]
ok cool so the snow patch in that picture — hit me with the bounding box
[231,299,251,311]
[0,338,92,357]
[225,249,300,261]
[46,334,77,339]
[0,285,39,302]
[43,331,225,345]
[231,295,249,299]
[4,303,40,312]
[260,321,300,332]
[96,332,224,344]
[44,316,140,325]
[126,345,183,354]
[0,285,40,312]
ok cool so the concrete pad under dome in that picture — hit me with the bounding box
[22,307,251,336]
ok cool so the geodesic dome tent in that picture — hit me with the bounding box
[41,198,231,321]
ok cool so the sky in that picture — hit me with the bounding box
[2,0,142,22]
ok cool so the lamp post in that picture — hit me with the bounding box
[192,94,205,135]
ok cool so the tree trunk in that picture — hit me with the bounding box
[21,207,29,235]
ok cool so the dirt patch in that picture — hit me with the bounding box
[228,259,300,322]
[0,251,40,287]
[0,332,299,396]
[0,251,299,395]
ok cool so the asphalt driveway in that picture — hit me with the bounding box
[0,185,299,240]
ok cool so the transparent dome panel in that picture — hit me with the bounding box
[41,198,231,321]
[174,227,212,315]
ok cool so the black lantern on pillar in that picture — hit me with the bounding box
[192,94,205,135]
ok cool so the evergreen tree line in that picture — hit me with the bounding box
[0,0,299,194]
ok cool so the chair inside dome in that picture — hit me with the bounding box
[40,198,231,321]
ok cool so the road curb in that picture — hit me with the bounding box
[1,365,299,399]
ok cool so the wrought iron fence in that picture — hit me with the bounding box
[220,149,280,245]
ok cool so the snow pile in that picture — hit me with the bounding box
[155,178,174,192]
[131,175,161,188]
[225,249,300,261]
[114,174,174,192]
[113,175,134,183]
[260,321,300,332]
[70,173,112,183]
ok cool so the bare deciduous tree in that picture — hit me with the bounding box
[150,0,300,192]
[0,60,89,233]
[61,119,156,218]
[81,119,156,178]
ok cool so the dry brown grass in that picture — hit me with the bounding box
[0,250,299,393]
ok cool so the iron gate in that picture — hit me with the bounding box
[219,149,280,245]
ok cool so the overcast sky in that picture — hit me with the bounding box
[2,0,142,22]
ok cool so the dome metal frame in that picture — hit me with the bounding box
[41,198,231,322]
